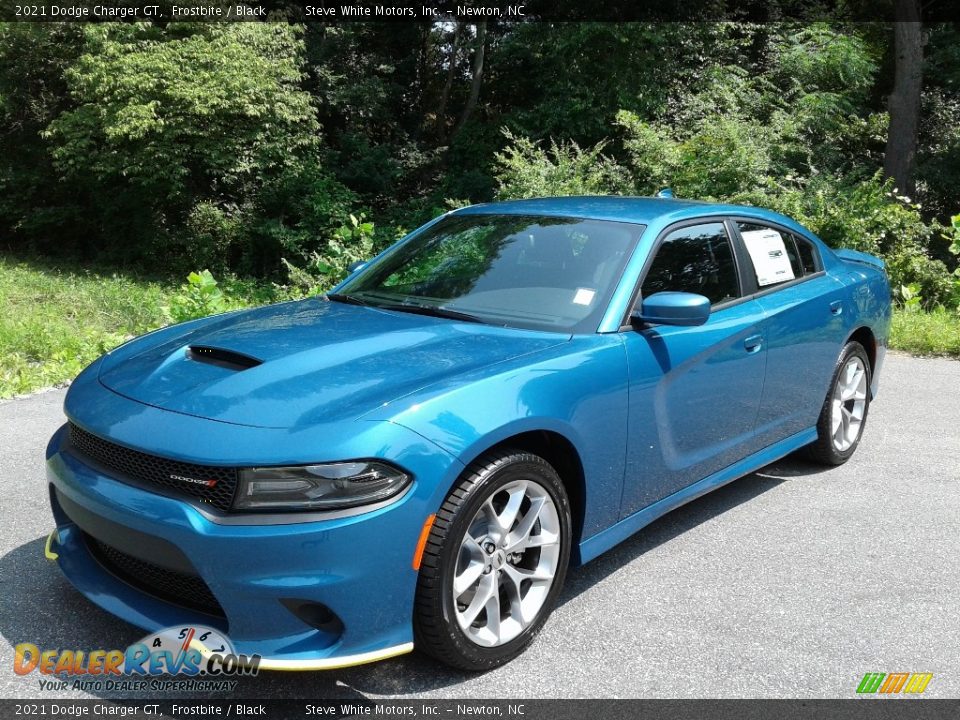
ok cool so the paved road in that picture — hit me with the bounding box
[1,353,958,700]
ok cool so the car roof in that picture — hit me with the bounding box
[454,195,804,232]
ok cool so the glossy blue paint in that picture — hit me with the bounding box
[620,297,768,515]
[46,196,891,667]
[580,426,818,564]
[97,298,567,429]
[751,272,850,446]
[634,291,711,326]
[363,334,630,545]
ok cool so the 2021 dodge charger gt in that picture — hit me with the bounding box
[45,196,891,670]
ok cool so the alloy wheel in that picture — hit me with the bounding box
[452,479,561,648]
[831,355,868,452]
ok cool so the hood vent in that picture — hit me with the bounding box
[186,345,262,371]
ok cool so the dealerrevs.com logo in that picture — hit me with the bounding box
[14,625,260,692]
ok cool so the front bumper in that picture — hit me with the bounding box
[45,422,461,669]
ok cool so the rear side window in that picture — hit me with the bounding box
[642,222,740,305]
[736,221,819,288]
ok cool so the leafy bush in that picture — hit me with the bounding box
[493,130,631,200]
[493,23,958,313]
[617,110,774,199]
[496,119,960,310]
[282,214,376,295]
[163,270,232,324]
[182,203,247,275]
[252,161,358,276]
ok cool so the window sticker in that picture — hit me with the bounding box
[573,288,596,306]
[741,228,796,286]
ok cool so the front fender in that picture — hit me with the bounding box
[367,335,630,543]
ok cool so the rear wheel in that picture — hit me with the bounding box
[806,341,871,465]
[414,451,571,671]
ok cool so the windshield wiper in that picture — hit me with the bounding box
[379,303,483,324]
[326,292,370,306]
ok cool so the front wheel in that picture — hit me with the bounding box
[806,341,872,465]
[413,451,572,671]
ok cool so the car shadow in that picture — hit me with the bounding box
[556,453,818,605]
[0,453,815,700]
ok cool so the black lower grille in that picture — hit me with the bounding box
[86,534,225,617]
[68,423,238,512]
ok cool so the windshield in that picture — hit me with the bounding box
[336,214,644,333]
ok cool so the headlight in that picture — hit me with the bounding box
[234,461,411,512]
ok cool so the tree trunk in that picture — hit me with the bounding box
[883,0,924,198]
[435,22,462,135]
[412,24,432,141]
[453,23,487,138]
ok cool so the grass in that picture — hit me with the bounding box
[890,307,960,358]
[0,259,175,399]
[1,257,959,400]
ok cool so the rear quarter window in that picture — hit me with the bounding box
[794,235,820,274]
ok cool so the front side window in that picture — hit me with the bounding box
[337,214,644,333]
[641,222,740,306]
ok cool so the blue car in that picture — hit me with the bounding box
[46,196,890,671]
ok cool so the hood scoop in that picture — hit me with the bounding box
[186,345,262,371]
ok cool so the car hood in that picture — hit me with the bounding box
[97,298,568,429]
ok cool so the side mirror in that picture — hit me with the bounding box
[347,260,368,274]
[632,291,711,327]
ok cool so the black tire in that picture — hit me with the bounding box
[805,341,872,465]
[414,450,572,671]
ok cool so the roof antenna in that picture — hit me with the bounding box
[655,187,674,198]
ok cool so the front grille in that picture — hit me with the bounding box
[68,423,238,512]
[86,534,225,617]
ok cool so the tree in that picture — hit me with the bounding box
[43,23,326,268]
[884,0,924,197]
[453,23,487,137]
[435,22,463,137]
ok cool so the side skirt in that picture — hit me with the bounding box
[577,427,817,565]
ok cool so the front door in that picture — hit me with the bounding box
[620,220,768,516]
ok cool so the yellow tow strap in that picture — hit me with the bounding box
[44,530,59,561]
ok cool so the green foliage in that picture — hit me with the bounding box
[183,203,246,275]
[891,307,960,357]
[617,109,774,199]
[163,270,231,324]
[282,214,376,295]
[949,215,960,257]
[252,162,358,274]
[5,23,357,275]
[492,22,959,313]
[898,283,924,312]
[0,259,165,398]
[774,25,877,101]
[493,131,630,199]
[48,24,318,196]
[740,173,959,308]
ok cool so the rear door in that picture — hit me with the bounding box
[730,218,849,447]
[620,219,768,516]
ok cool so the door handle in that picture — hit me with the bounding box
[829,300,843,315]
[744,334,763,353]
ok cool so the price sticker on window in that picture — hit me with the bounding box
[741,228,795,286]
